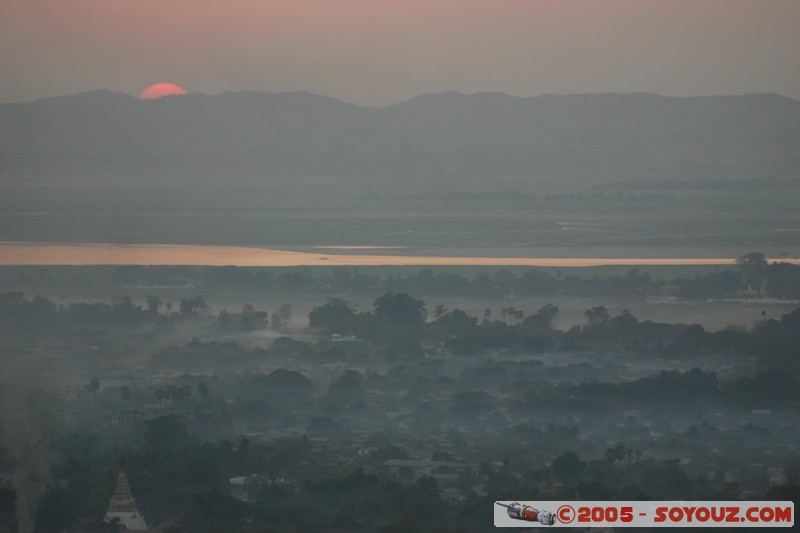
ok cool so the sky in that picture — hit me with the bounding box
[2,0,799,107]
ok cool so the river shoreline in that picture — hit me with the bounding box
[1,242,798,267]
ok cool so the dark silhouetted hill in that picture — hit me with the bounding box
[1,90,798,183]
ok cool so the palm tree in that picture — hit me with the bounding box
[86,377,100,414]
[605,447,618,464]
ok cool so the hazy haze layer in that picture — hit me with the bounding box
[2,0,799,105]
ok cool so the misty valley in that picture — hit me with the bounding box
[1,259,799,532]
[3,0,800,529]
[1,86,799,532]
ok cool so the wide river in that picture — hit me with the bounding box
[2,242,798,267]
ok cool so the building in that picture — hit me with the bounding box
[104,459,148,531]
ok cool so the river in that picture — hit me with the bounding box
[2,242,797,267]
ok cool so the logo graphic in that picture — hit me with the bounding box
[556,504,575,524]
[495,501,793,528]
[496,502,556,526]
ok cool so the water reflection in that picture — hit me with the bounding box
[3,242,795,267]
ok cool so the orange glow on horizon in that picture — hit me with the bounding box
[2,243,797,268]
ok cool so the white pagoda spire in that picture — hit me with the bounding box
[104,459,148,530]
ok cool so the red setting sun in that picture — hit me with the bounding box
[138,83,187,99]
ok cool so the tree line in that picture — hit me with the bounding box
[109,253,800,299]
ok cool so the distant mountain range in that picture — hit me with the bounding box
[1,90,798,183]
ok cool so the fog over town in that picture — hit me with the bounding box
[1,1,800,532]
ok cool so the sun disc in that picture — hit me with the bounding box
[138,83,187,100]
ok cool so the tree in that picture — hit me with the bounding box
[605,443,626,465]
[585,305,610,328]
[179,296,207,318]
[83,376,101,416]
[0,291,23,304]
[86,377,100,395]
[327,370,365,405]
[27,295,58,330]
[500,306,525,323]
[764,262,800,299]
[538,303,559,326]
[197,382,210,400]
[146,294,163,315]
[737,252,768,291]
[309,298,355,332]
[500,306,522,324]
[217,309,234,330]
[524,303,559,329]
[240,309,267,331]
[604,447,617,464]
[112,296,145,325]
[272,303,292,329]
[519,268,557,295]
[373,292,427,327]
[431,309,477,339]
[145,414,190,450]
[552,451,585,484]
[609,309,638,331]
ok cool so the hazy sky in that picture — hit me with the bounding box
[2,0,799,106]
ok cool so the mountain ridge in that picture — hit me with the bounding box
[2,90,798,183]
[5,88,798,109]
